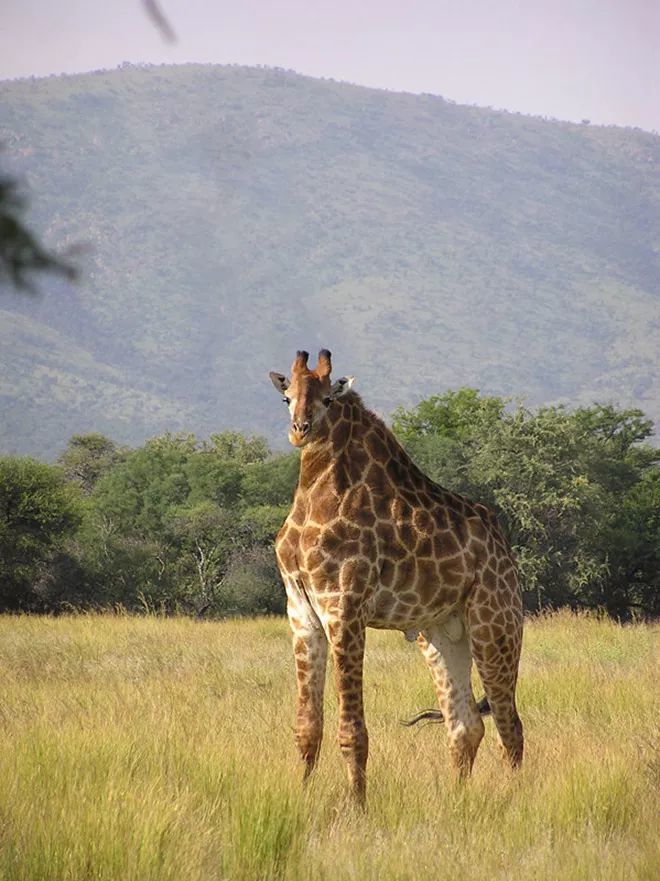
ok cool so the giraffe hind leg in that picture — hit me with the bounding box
[466,590,524,768]
[417,619,485,778]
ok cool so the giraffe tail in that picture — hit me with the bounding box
[401,696,491,727]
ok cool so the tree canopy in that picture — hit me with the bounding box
[393,392,659,616]
[1,393,657,619]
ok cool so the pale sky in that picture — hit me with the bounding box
[1,0,659,131]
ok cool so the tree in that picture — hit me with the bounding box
[392,388,505,442]
[0,456,82,609]
[393,391,659,616]
[469,404,612,609]
[603,467,660,617]
[90,433,196,537]
[391,389,505,497]
[204,431,270,466]
[67,429,290,614]
[240,452,298,507]
[166,501,241,615]
[57,433,123,494]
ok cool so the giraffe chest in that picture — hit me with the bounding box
[274,410,517,651]
[277,486,474,629]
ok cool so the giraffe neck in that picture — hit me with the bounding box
[298,394,356,490]
[298,392,428,495]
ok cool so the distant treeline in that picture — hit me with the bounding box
[1,390,658,619]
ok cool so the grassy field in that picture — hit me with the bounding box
[0,612,657,881]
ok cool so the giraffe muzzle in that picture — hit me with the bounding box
[291,421,311,438]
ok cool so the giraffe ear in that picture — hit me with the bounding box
[329,375,355,399]
[269,372,289,394]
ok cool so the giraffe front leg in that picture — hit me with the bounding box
[287,589,328,781]
[329,618,369,806]
[291,626,328,779]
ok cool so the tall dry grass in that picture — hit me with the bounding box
[0,611,657,880]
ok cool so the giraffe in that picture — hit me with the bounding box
[269,349,523,805]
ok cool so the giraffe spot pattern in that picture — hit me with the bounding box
[273,378,523,798]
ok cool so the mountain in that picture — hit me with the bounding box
[1,63,658,457]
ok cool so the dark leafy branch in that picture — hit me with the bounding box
[0,175,76,292]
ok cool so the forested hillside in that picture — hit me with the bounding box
[1,63,659,457]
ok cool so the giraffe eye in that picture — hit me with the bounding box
[322,397,332,407]
[282,396,290,405]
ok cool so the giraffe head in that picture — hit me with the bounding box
[269,349,355,447]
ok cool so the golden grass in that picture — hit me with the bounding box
[0,611,657,881]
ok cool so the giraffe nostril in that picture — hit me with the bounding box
[292,421,310,435]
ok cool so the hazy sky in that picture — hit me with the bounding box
[2,0,659,131]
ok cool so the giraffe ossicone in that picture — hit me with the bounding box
[270,348,524,805]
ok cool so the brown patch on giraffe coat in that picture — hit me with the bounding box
[347,446,370,483]
[377,522,408,561]
[310,567,340,592]
[290,496,306,525]
[372,490,392,521]
[276,538,298,572]
[359,529,378,562]
[502,570,518,591]
[373,590,396,615]
[331,419,351,449]
[471,623,492,643]
[303,546,327,574]
[275,524,289,548]
[447,509,469,546]
[309,491,339,523]
[295,657,310,674]
[283,525,301,548]
[301,525,321,551]
[391,498,410,521]
[431,504,449,530]
[401,488,421,509]
[433,531,461,558]
[413,508,435,535]
[320,529,346,557]
[334,460,353,495]
[416,535,433,557]
[319,555,340,579]
[417,559,441,603]
[365,431,389,464]
[340,558,371,592]
[396,556,417,589]
[334,520,361,543]
[438,554,465,585]
[386,456,408,486]
[365,460,384,488]
[398,522,416,550]
[340,484,374,524]
[490,589,505,610]
[380,559,396,588]
[482,566,497,592]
